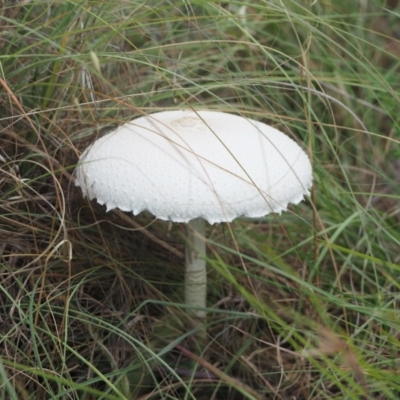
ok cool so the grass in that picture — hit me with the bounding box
[1,0,400,398]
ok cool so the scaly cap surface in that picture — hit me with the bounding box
[75,110,312,223]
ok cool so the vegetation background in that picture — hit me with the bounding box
[1,0,400,399]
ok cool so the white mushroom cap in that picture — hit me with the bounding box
[75,110,312,224]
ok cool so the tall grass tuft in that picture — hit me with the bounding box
[1,1,399,399]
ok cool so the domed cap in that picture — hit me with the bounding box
[75,110,312,224]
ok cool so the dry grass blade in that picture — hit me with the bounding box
[175,344,267,400]
[301,328,369,397]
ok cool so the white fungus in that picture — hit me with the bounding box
[75,110,313,318]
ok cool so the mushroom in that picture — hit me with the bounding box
[75,110,312,318]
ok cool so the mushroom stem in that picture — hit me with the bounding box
[185,217,207,318]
